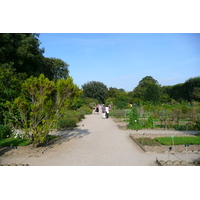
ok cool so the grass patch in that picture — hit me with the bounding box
[136,137,161,146]
[154,136,200,145]
[0,138,31,147]
[0,135,58,147]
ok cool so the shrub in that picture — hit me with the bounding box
[109,109,126,118]
[0,125,12,139]
[78,106,92,115]
[173,123,198,131]
[57,117,78,129]
[143,116,154,129]
[128,107,143,130]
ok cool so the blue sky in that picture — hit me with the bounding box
[39,33,200,91]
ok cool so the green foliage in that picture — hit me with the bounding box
[0,136,31,147]
[133,76,160,101]
[173,122,200,131]
[0,125,12,139]
[106,87,117,98]
[57,117,78,129]
[42,57,69,80]
[162,76,200,102]
[82,97,99,108]
[144,116,154,129]
[128,107,142,130]
[6,74,81,147]
[77,106,92,115]
[154,136,200,145]
[0,33,44,77]
[0,63,27,124]
[115,95,129,109]
[109,109,126,118]
[136,137,161,146]
[144,83,160,103]
[82,81,108,103]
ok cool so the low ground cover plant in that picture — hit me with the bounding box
[135,137,161,146]
[154,136,200,145]
[135,135,200,146]
[0,136,31,147]
[0,134,58,147]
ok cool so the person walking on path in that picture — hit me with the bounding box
[105,105,109,119]
[95,105,99,114]
[101,105,106,119]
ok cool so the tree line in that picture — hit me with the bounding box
[0,33,81,146]
[81,76,200,108]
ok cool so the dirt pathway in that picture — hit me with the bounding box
[1,114,200,166]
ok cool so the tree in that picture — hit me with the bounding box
[192,87,200,101]
[107,87,118,98]
[133,76,160,103]
[0,63,27,124]
[183,76,200,101]
[42,57,69,80]
[144,83,160,103]
[0,33,44,77]
[6,74,81,147]
[138,76,159,86]
[82,81,108,103]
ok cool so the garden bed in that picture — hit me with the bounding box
[129,134,200,153]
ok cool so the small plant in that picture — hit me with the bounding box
[128,107,143,130]
[12,129,26,139]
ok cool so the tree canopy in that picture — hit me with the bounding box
[133,76,160,102]
[0,33,69,80]
[82,81,108,103]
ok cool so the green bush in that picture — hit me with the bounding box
[78,106,92,115]
[0,125,12,139]
[143,116,154,129]
[57,117,78,129]
[173,123,198,131]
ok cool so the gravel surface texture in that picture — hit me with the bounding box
[1,114,200,166]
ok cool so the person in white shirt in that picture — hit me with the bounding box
[105,105,109,119]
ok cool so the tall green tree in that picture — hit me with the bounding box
[42,57,69,80]
[144,83,161,103]
[183,76,200,101]
[0,33,44,76]
[133,76,160,103]
[82,81,108,103]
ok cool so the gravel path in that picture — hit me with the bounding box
[1,114,200,166]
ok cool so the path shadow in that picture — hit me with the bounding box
[50,128,91,146]
[0,146,13,157]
